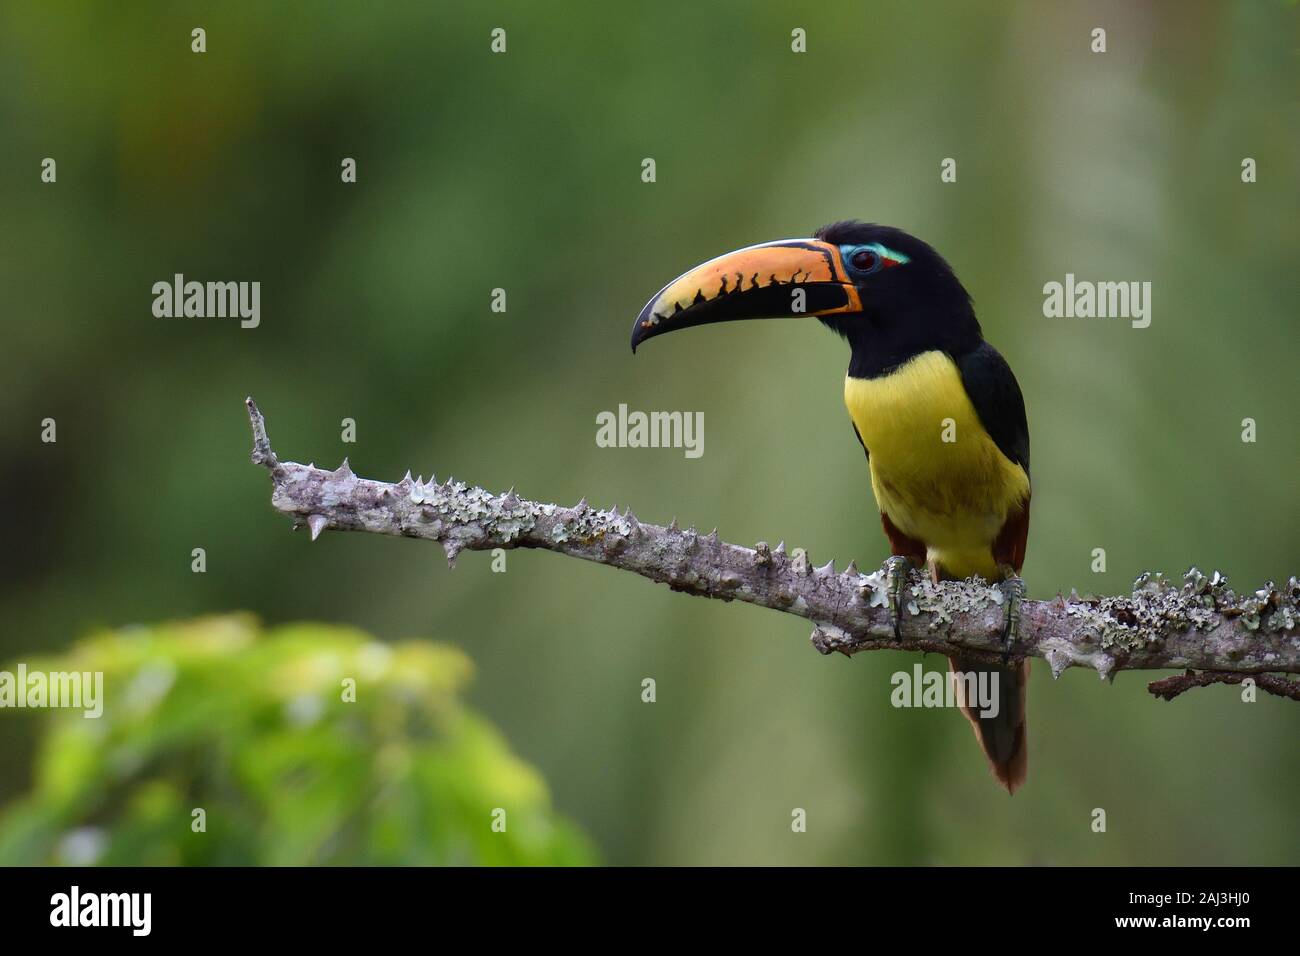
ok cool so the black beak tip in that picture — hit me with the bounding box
[630,303,659,354]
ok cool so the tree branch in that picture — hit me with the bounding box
[1146,670,1299,702]
[244,398,1300,699]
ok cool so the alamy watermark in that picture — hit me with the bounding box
[1042,274,1151,328]
[890,663,999,718]
[0,664,103,718]
[152,274,260,328]
[50,886,151,936]
[596,404,704,459]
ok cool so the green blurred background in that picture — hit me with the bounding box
[1,1,1297,865]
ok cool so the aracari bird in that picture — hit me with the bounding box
[631,221,1031,792]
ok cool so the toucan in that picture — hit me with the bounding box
[630,221,1032,793]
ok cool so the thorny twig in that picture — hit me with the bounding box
[244,398,1300,701]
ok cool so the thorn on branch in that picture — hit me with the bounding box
[1045,647,1071,680]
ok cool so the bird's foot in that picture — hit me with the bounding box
[884,555,913,641]
[998,574,1026,661]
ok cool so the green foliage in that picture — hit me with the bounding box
[0,616,595,866]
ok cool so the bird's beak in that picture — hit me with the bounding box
[630,238,861,352]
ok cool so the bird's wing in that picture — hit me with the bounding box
[851,422,869,461]
[956,341,1030,476]
[958,341,1031,573]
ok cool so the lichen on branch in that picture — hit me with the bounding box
[244,398,1300,700]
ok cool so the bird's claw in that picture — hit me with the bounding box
[999,574,1026,661]
[885,555,912,641]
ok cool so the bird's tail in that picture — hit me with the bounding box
[947,655,1029,794]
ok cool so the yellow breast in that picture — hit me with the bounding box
[844,350,1029,579]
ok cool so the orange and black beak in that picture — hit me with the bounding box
[630,238,862,352]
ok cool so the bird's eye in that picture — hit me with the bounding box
[850,248,880,272]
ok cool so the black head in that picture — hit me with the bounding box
[631,220,982,378]
[813,221,981,377]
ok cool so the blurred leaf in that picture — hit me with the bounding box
[0,615,596,866]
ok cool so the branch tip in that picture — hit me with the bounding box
[245,396,277,469]
[1148,670,1300,702]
